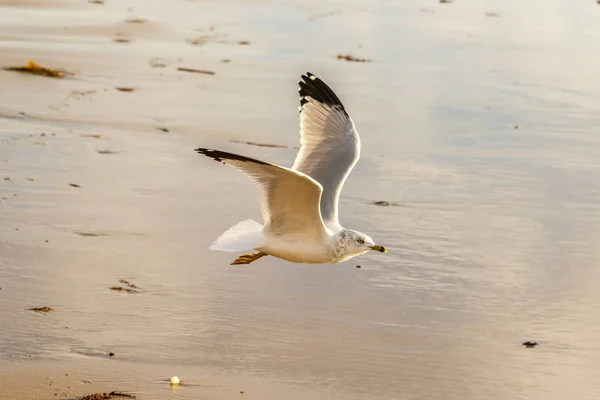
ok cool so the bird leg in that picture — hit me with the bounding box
[231,252,268,265]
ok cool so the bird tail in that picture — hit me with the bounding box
[209,219,265,252]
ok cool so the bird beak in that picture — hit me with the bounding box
[370,244,387,253]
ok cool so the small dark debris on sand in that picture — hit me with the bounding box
[372,201,392,206]
[439,0,454,3]
[79,392,135,400]
[113,35,131,43]
[355,265,362,269]
[177,67,216,75]
[4,61,71,78]
[186,36,209,46]
[484,12,500,17]
[30,307,54,312]
[157,127,170,133]
[109,352,115,357]
[88,0,105,4]
[229,140,287,148]
[70,183,81,188]
[109,286,140,294]
[336,54,371,63]
[97,149,119,155]
[110,279,141,294]
[81,134,104,139]
[514,124,520,129]
[221,58,231,63]
[238,40,250,45]
[119,279,138,289]
[522,341,538,348]
[115,87,136,92]
[125,17,148,24]
[75,231,109,237]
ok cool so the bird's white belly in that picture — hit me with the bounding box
[259,236,335,264]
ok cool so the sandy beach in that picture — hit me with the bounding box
[2,0,600,399]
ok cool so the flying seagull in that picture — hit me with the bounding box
[196,72,387,265]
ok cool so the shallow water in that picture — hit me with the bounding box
[2,0,600,399]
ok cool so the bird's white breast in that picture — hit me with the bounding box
[259,233,337,264]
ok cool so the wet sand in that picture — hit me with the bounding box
[2,0,600,399]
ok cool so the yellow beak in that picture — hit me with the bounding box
[370,244,387,253]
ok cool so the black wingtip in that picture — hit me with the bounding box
[298,72,347,114]
[195,147,218,160]
[195,147,269,165]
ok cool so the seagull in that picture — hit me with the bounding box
[196,72,387,265]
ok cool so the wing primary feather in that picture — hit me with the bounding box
[195,148,269,166]
[298,72,348,116]
[195,147,328,239]
[293,73,359,230]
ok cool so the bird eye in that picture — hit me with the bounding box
[357,239,364,244]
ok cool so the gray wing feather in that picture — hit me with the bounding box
[292,73,360,231]
[196,148,328,239]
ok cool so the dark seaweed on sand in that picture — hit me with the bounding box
[336,54,371,63]
[110,279,141,294]
[79,392,135,400]
[29,306,54,312]
[177,67,216,75]
[4,61,72,78]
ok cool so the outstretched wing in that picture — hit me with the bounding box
[293,72,360,231]
[196,148,328,239]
